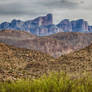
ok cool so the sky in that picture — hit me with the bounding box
[0,0,92,25]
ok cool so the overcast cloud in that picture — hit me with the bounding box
[0,0,92,25]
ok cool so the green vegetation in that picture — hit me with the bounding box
[0,72,92,92]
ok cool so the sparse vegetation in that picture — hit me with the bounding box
[0,42,92,91]
[0,42,92,81]
[0,72,92,92]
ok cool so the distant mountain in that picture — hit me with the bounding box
[0,14,92,36]
[0,30,92,58]
[0,14,62,36]
[57,19,90,33]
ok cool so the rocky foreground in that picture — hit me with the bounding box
[0,42,92,81]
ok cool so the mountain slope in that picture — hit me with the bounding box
[0,43,92,81]
[57,43,92,74]
[0,30,92,58]
[0,42,55,81]
[49,32,92,50]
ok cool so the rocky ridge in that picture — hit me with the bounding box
[0,14,92,36]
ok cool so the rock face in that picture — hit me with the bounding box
[0,14,62,36]
[57,19,72,32]
[88,26,92,32]
[57,19,89,33]
[31,13,53,26]
[0,14,92,36]
[71,19,88,32]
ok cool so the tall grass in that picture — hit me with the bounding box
[0,72,92,92]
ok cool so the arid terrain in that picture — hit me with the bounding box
[1,0,92,91]
[0,42,92,81]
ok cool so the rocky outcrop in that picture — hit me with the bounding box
[57,19,72,32]
[71,19,88,32]
[32,13,53,26]
[0,14,58,36]
[57,19,89,33]
[88,26,92,32]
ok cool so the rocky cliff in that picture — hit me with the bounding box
[0,14,92,36]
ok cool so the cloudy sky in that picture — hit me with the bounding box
[0,0,92,25]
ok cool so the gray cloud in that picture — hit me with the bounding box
[0,1,42,15]
[39,0,80,9]
[0,0,92,24]
[0,3,24,15]
[0,0,44,15]
[0,0,81,16]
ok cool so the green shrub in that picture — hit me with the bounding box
[0,72,92,92]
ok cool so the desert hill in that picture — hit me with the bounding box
[25,43,92,78]
[57,43,92,74]
[0,42,55,81]
[0,42,92,81]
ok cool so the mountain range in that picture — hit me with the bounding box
[0,14,92,36]
[0,30,92,58]
[0,14,92,80]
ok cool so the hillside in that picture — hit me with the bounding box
[57,43,92,74]
[49,32,92,50]
[0,42,92,81]
[0,42,55,81]
[0,30,92,58]
[25,43,92,78]
[0,30,36,40]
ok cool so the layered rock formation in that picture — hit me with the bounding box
[71,19,88,32]
[0,14,92,36]
[88,26,92,32]
[57,19,72,32]
[0,14,62,36]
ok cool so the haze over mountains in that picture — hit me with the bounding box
[0,14,92,36]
